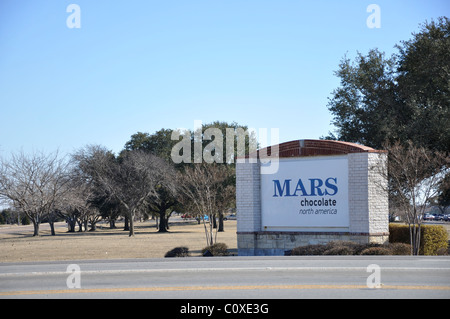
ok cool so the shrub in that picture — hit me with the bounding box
[323,241,355,255]
[389,224,411,244]
[360,247,391,255]
[326,241,357,248]
[389,223,449,255]
[290,241,410,255]
[436,247,448,256]
[290,236,446,256]
[292,241,384,256]
[202,243,229,256]
[164,247,190,258]
[352,243,382,255]
[291,244,328,255]
[422,225,449,256]
[323,246,354,255]
[388,243,412,255]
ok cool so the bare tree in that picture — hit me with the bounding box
[179,163,233,246]
[0,150,69,236]
[72,146,172,236]
[373,141,449,255]
[215,166,235,232]
[58,174,101,232]
[147,163,179,233]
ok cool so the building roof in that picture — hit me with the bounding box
[253,139,386,159]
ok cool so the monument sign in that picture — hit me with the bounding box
[236,139,389,256]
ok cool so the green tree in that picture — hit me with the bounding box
[195,121,250,231]
[326,17,450,153]
[73,145,174,236]
[433,173,450,214]
[199,121,256,165]
[326,49,398,148]
[396,17,450,152]
[327,18,450,253]
[124,129,177,162]
[0,210,6,224]
[123,129,180,232]
[123,122,250,232]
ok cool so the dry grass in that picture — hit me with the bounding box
[2,220,448,263]
[0,218,237,263]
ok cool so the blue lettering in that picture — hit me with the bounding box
[324,177,338,196]
[309,179,324,196]
[273,179,292,197]
[293,179,308,196]
[272,177,339,197]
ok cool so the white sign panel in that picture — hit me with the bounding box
[261,156,349,230]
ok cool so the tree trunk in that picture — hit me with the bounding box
[76,220,82,232]
[218,212,224,232]
[158,211,168,232]
[68,218,76,232]
[129,213,135,237]
[123,215,129,231]
[49,221,55,236]
[166,213,170,230]
[32,219,40,236]
[413,224,421,255]
[409,223,422,255]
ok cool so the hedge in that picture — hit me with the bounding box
[202,243,229,256]
[164,246,190,258]
[290,241,411,256]
[389,223,449,255]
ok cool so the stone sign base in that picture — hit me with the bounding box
[236,139,389,256]
[237,231,389,256]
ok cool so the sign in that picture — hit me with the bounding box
[261,156,349,230]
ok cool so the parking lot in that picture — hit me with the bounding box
[423,213,450,222]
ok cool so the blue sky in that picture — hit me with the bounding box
[0,0,448,156]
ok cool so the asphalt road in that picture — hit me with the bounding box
[0,256,449,299]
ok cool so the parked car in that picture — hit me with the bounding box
[423,214,435,221]
[224,214,237,221]
[389,215,401,222]
[196,215,210,221]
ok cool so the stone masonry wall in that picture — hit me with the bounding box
[236,140,389,256]
[236,161,261,233]
[367,152,389,239]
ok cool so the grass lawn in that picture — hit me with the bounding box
[0,218,237,263]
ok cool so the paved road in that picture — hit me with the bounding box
[0,256,449,299]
